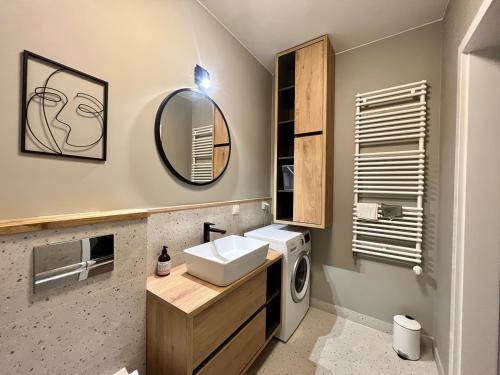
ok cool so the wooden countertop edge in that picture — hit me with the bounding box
[0,197,271,236]
[146,250,282,317]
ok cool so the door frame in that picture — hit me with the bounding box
[449,0,497,373]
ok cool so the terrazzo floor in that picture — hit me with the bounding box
[247,307,438,375]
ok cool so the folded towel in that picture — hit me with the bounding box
[381,204,403,220]
[356,203,379,221]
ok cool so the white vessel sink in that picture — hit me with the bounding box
[183,235,269,286]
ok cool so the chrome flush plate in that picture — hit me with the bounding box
[33,234,114,293]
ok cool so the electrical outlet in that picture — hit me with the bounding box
[232,204,240,215]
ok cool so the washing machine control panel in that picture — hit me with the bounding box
[291,230,311,255]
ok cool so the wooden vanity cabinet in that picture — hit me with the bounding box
[146,251,282,375]
[273,35,334,228]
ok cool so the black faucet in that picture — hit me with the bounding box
[203,222,227,243]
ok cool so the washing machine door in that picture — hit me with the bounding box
[291,251,311,303]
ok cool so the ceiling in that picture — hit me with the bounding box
[197,0,448,72]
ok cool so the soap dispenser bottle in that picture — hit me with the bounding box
[157,246,171,276]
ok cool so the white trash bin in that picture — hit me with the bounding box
[393,314,421,360]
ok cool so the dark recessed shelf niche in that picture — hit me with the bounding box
[278,52,295,89]
[266,260,282,339]
[266,298,281,339]
[278,84,295,92]
[266,289,280,304]
[277,125,294,158]
[276,51,296,221]
[276,192,293,220]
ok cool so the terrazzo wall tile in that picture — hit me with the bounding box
[239,201,271,232]
[0,277,146,375]
[0,219,147,324]
[147,200,272,275]
[0,199,270,374]
[0,219,147,375]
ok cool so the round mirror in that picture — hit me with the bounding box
[155,88,231,185]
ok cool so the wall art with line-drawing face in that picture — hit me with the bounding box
[21,51,108,161]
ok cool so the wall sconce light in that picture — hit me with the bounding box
[194,64,211,90]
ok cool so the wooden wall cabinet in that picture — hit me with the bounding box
[146,251,282,375]
[273,35,334,229]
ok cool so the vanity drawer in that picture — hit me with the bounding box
[192,270,266,367]
[196,308,266,375]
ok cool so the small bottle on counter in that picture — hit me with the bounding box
[157,246,171,277]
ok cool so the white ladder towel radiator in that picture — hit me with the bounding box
[352,81,427,275]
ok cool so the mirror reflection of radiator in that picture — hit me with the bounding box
[191,125,214,183]
[352,81,427,275]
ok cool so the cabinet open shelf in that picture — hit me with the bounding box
[265,259,282,339]
[278,84,295,92]
[278,119,294,125]
[278,90,294,111]
[265,301,280,339]
[276,50,296,221]
[266,260,281,302]
[266,289,280,304]
[278,51,295,89]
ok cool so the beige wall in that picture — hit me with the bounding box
[0,0,272,220]
[310,22,443,334]
[434,0,484,371]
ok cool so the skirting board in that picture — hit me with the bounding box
[433,344,445,375]
[311,297,393,334]
[311,297,435,347]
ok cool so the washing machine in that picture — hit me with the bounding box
[245,224,311,342]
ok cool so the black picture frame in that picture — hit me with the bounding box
[21,50,109,161]
[154,88,232,186]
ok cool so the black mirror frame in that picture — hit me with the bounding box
[154,88,231,186]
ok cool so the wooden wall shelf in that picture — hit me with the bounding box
[0,209,149,236]
[0,197,271,236]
